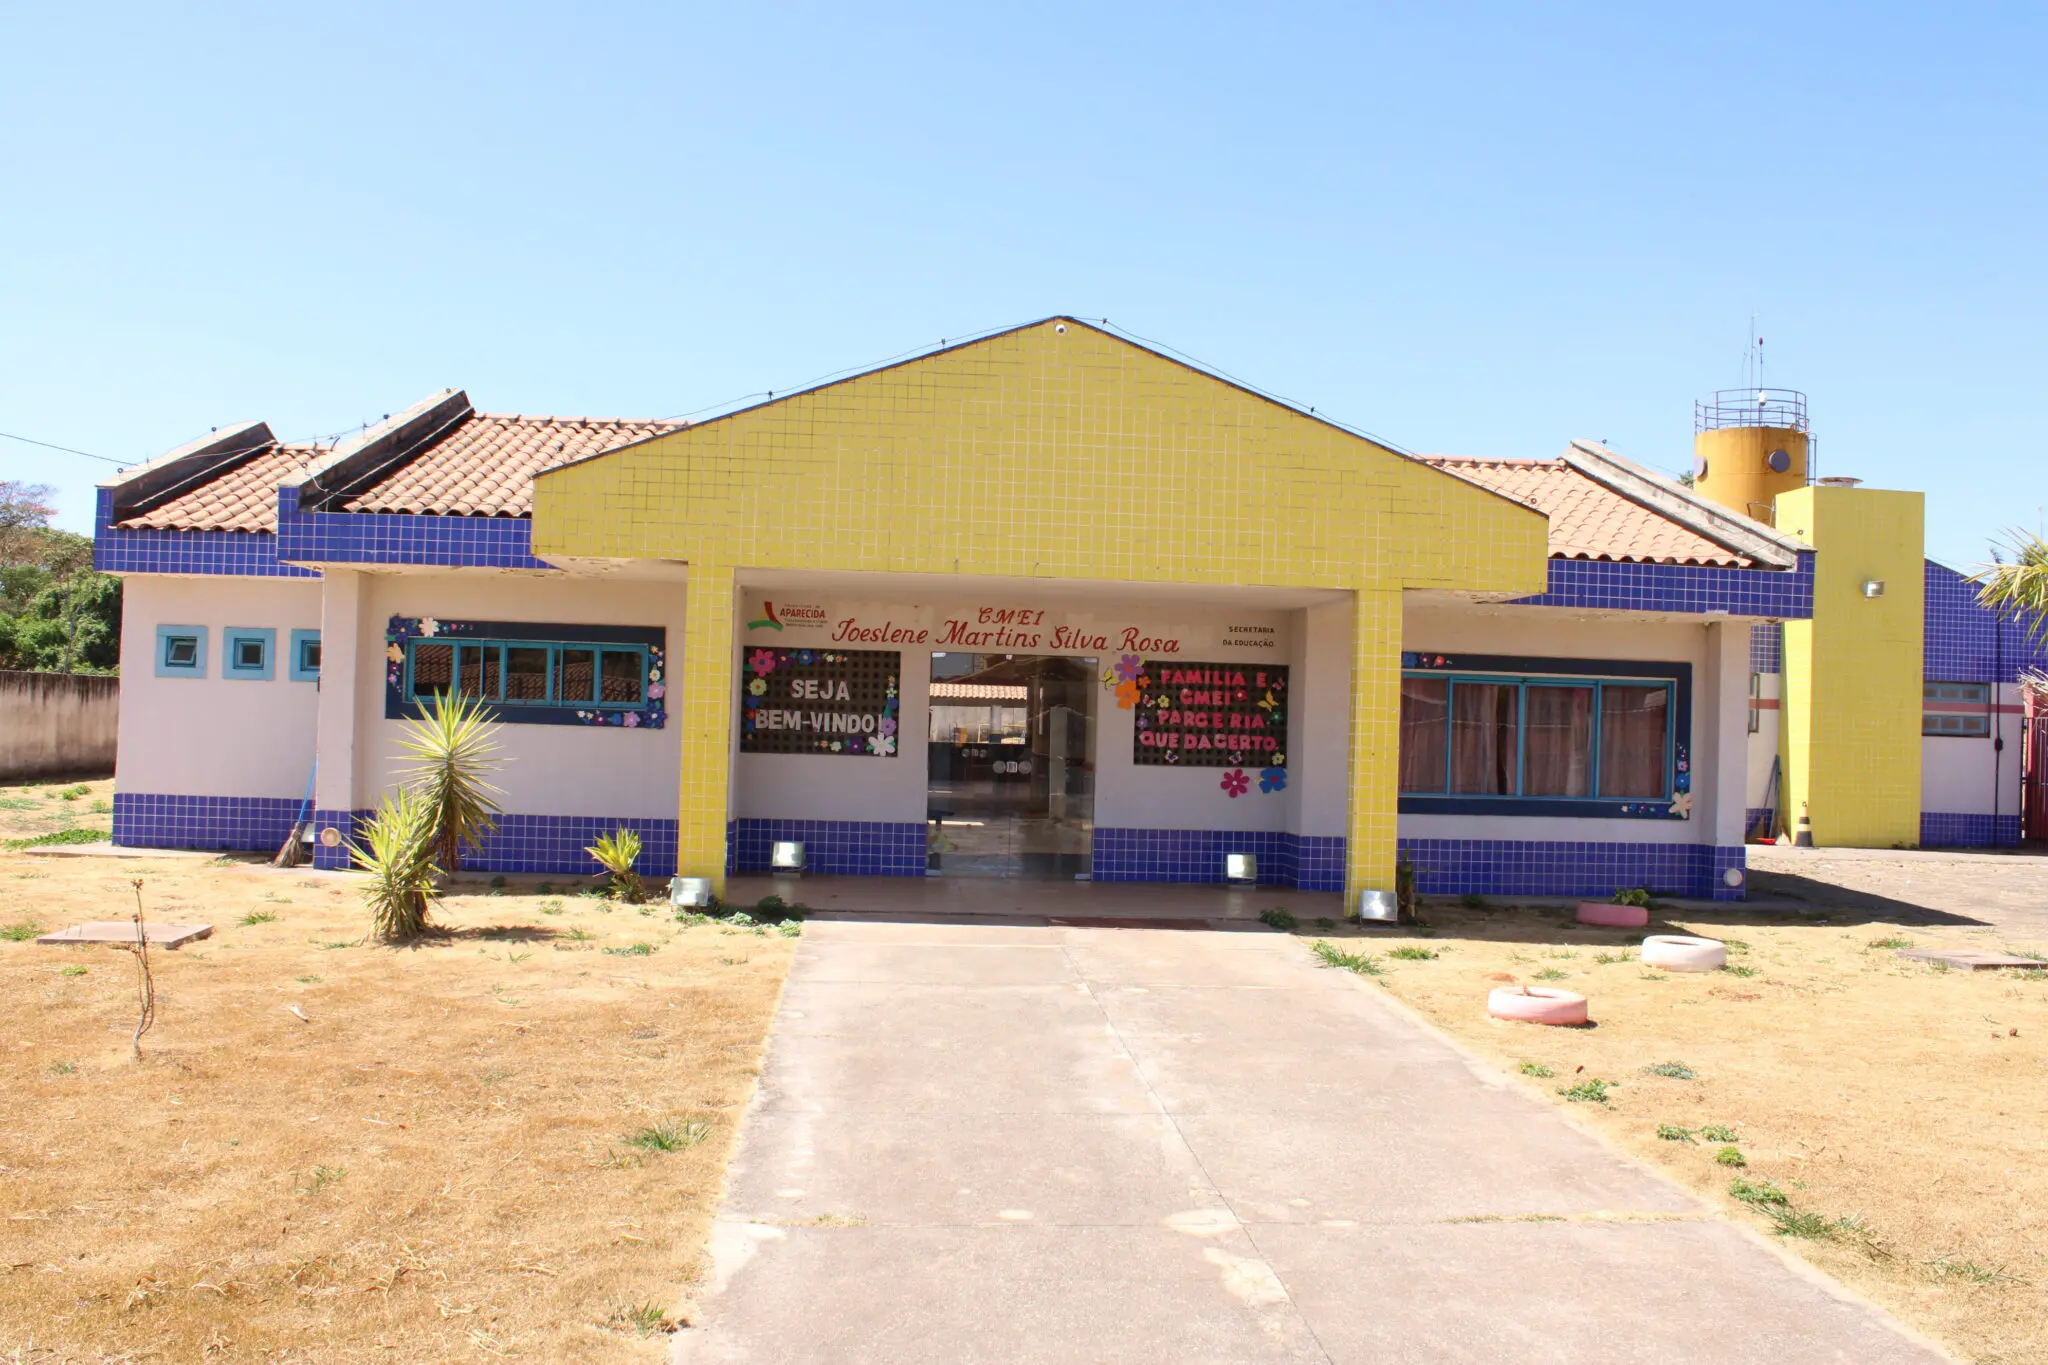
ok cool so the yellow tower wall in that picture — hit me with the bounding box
[1776,486,1924,847]
[1693,425,1808,526]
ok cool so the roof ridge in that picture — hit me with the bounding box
[472,412,687,427]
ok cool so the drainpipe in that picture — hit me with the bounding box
[1994,614,2005,844]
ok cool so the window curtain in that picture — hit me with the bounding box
[1399,677,1449,792]
[1451,682,1518,794]
[1524,685,1593,796]
[1599,685,1668,797]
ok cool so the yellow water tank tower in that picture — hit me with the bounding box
[1692,389,1809,527]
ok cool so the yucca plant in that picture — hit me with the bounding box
[353,788,443,941]
[586,828,644,903]
[395,691,505,872]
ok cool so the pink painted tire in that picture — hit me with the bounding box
[1576,901,1650,928]
[1641,934,1727,972]
[1487,987,1589,1026]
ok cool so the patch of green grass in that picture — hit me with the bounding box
[1612,886,1652,908]
[539,898,565,915]
[1,920,41,942]
[1765,1206,1868,1241]
[48,1060,77,1075]
[489,875,508,889]
[1593,950,1634,965]
[1721,964,1759,978]
[1387,945,1438,960]
[3,827,110,850]
[775,919,803,938]
[623,1118,711,1153]
[1924,1254,2024,1286]
[297,975,321,984]
[55,784,90,800]
[1314,917,1335,930]
[567,927,594,943]
[297,1166,347,1194]
[1699,1124,1739,1143]
[608,1301,674,1336]
[316,940,353,950]
[239,911,280,926]
[1257,908,1298,931]
[1655,1124,1695,1143]
[1558,1079,1611,1104]
[59,964,87,977]
[1309,940,1384,976]
[1714,1146,1747,1168]
[1643,1061,1697,1080]
[1868,935,1913,950]
[1459,893,1487,910]
[604,942,656,957]
[0,797,36,810]
[503,950,531,964]
[1721,938,1751,954]
[1729,1177,1790,1208]
[1534,967,1569,982]
[1518,1062,1554,1078]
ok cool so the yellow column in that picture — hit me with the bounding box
[1345,586,1402,902]
[677,564,737,894]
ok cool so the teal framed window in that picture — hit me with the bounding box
[155,625,207,678]
[404,637,648,710]
[289,629,322,682]
[224,627,276,680]
[1399,671,1675,804]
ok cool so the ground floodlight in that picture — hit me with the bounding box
[1224,853,1257,883]
[771,841,806,872]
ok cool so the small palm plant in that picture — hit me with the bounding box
[395,692,504,872]
[354,788,443,941]
[586,828,644,903]
[1976,529,2048,641]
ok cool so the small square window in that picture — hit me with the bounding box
[155,625,208,678]
[224,628,276,681]
[290,629,322,682]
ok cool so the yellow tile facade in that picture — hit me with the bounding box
[1776,486,1925,847]
[532,319,1549,897]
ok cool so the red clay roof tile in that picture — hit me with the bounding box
[1419,456,1754,568]
[114,442,322,533]
[342,414,684,517]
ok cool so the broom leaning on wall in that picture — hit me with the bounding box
[274,761,316,867]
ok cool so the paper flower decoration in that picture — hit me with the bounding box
[1668,792,1693,818]
[1114,680,1140,710]
[1113,653,1142,684]
[748,648,778,676]
[1220,768,1250,798]
[418,618,441,637]
[1258,766,1287,794]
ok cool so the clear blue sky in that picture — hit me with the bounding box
[3,2,2041,569]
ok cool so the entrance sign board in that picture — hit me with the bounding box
[740,648,901,757]
[740,595,1293,657]
[1132,661,1290,769]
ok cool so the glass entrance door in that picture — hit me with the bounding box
[926,653,1096,878]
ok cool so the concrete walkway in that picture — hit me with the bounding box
[680,918,1949,1364]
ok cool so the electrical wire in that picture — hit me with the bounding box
[0,429,126,466]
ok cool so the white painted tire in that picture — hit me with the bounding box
[1487,987,1589,1026]
[1576,901,1650,928]
[1641,934,1727,972]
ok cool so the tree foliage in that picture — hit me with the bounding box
[0,481,120,674]
[1974,529,2048,643]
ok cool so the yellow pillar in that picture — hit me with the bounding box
[1775,486,1924,847]
[1345,587,1402,900]
[677,564,738,894]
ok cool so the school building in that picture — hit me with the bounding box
[93,317,2018,906]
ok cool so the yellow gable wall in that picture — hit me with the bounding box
[532,319,1549,899]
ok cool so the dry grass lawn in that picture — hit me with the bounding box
[0,802,794,1363]
[1322,898,2048,1365]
